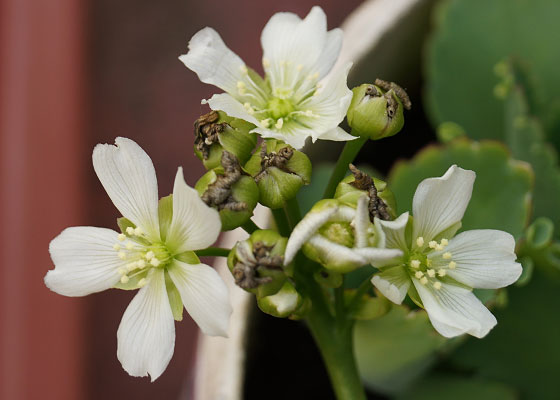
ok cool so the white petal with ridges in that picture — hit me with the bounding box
[117,269,175,381]
[371,265,410,304]
[354,195,370,248]
[45,226,124,296]
[166,168,221,253]
[430,230,522,289]
[92,137,160,241]
[414,280,497,338]
[314,127,358,143]
[412,165,475,242]
[205,93,261,127]
[179,27,246,95]
[375,212,409,251]
[168,260,232,337]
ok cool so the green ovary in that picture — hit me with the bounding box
[319,222,355,248]
[268,97,295,120]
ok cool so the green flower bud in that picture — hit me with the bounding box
[194,111,257,170]
[227,229,289,298]
[346,79,410,140]
[195,151,258,231]
[257,281,303,318]
[334,164,397,220]
[244,139,311,209]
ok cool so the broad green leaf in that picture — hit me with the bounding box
[389,139,533,239]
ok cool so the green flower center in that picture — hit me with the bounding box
[319,222,355,248]
[268,97,295,120]
[405,236,456,291]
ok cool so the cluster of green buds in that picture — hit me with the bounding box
[228,230,306,318]
[346,79,411,140]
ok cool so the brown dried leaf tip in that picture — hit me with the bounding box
[373,79,412,119]
[201,151,246,211]
[232,241,284,290]
[348,164,391,221]
[194,111,228,159]
[254,142,295,182]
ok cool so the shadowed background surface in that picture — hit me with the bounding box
[0,0,362,399]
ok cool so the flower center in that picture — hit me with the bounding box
[268,97,295,120]
[318,221,355,248]
[406,237,455,291]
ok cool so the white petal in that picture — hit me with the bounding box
[255,124,311,150]
[307,234,367,268]
[354,195,370,248]
[45,226,123,296]
[414,280,497,338]
[179,27,246,95]
[205,93,261,126]
[261,7,339,80]
[166,168,221,253]
[412,165,475,242]
[92,137,160,241]
[430,230,522,289]
[314,126,358,143]
[354,247,404,265]
[371,265,410,304]
[117,269,175,381]
[284,205,338,265]
[375,212,409,251]
[168,260,232,337]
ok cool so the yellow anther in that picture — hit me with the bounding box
[305,110,314,117]
[443,252,452,259]
[426,259,432,267]
[125,242,134,250]
[145,251,155,260]
[118,267,127,275]
[297,64,303,71]
[150,258,161,267]
[126,262,138,272]
[415,271,424,279]
[117,234,126,241]
[118,251,126,260]
[429,240,438,249]
[433,281,442,290]
[416,237,424,247]
[239,65,248,74]
[259,119,271,128]
[243,102,255,114]
[435,244,445,251]
[236,81,246,89]
[420,277,429,285]
[410,259,421,269]
[440,238,449,246]
[427,269,436,278]
[138,278,147,288]
[137,259,146,268]
[275,118,284,129]
[438,269,447,277]
[113,243,121,251]
[134,227,143,236]
[126,227,135,235]
[120,275,130,284]
[448,261,457,269]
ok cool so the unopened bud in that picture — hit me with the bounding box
[195,151,258,231]
[194,111,257,170]
[245,140,311,209]
[257,281,303,318]
[227,230,289,298]
[347,80,410,140]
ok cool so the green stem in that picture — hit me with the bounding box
[323,136,368,199]
[284,197,302,230]
[271,208,291,237]
[194,247,230,257]
[347,273,374,313]
[241,219,260,234]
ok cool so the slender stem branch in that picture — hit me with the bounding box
[284,197,302,230]
[271,208,290,237]
[323,136,368,199]
[347,273,375,313]
[334,276,346,324]
[241,219,260,234]
[194,247,230,258]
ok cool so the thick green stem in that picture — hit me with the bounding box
[241,219,260,234]
[194,247,230,257]
[323,136,368,199]
[271,208,291,237]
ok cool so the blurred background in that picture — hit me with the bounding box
[0,1,362,399]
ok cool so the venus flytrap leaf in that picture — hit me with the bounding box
[44,137,232,381]
[180,6,356,149]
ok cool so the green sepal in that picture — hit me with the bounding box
[257,281,302,318]
[313,269,343,288]
[165,270,184,321]
[407,283,424,309]
[113,269,149,290]
[117,217,136,234]
[245,139,312,209]
[334,173,397,218]
[158,195,173,242]
[346,290,391,320]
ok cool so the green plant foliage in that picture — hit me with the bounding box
[425,0,560,149]
[388,139,533,239]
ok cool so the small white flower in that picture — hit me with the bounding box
[180,6,356,149]
[284,195,402,272]
[44,137,232,381]
[371,165,522,338]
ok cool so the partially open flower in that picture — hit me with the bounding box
[195,151,259,231]
[245,139,311,209]
[193,110,257,170]
[284,197,402,273]
[257,281,303,318]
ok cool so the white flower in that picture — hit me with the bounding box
[180,6,356,149]
[371,165,522,338]
[284,195,402,272]
[44,137,232,381]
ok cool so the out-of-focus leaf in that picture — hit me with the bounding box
[425,0,560,149]
[396,374,517,400]
[389,139,533,239]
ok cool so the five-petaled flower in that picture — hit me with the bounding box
[371,165,522,338]
[44,137,232,381]
[180,6,356,149]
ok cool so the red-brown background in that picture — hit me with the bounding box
[0,1,362,399]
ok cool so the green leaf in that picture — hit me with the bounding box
[425,0,560,149]
[354,305,453,395]
[396,374,517,400]
[389,139,533,239]
[158,195,173,242]
[346,292,391,320]
[164,270,183,321]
